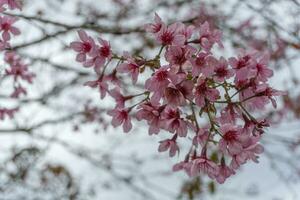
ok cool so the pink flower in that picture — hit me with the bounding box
[219,124,244,155]
[68,15,282,183]
[212,56,234,82]
[117,52,144,84]
[108,88,126,108]
[0,16,20,41]
[156,23,185,46]
[0,0,22,10]
[216,159,235,184]
[176,80,194,100]
[242,84,286,109]
[193,128,209,146]
[193,78,220,107]
[198,21,223,52]
[104,70,121,87]
[176,23,195,41]
[191,153,218,178]
[230,135,264,169]
[254,119,270,135]
[5,52,35,83]
[242,136,264,160]
[158,136,179,157]
[145,66,171,103]
[144,13,164,34]
[218,103,241,124]
[0,107,18,120]
[229,51,257,82]
[272,38,287,59]
[70,30,95,62]
[161,106,187,137]
[85,38,112,73]
[163,77,193,107]
[84,78,108,99]
[189,52,213,77]
[173,161,193,176]
[164,85,186,107]
[254,53,273,82]
[10,85,26,98]
[165,45,196,70]
[4,50,18,64]
[107,108,132,133]
[136,102,164,135]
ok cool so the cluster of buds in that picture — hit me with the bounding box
[71,13,285,183]
[0,0,34,121]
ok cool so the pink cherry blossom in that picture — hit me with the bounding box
[136,102,164,135]
[85,37,112,73]
[218,103,241,124]
[219,124,244,155]
[173,159,193,177]
[0,107,18,120]
[212,56,234,82]
[108,88,126,108]
[193,128,209,146]
[164,85,186,107]
[84,78,108,99]
[189,52,213,77]
[175,80,194,100]
[229,51,257,82]
[107,108,132,133]
[5,52,35,83]
[144,13,164,34]
[163,75,193,107]
[156,23,185,46]
[0,16,20,41]
[10,85,26,98]
[241,83,286,109]
[161,106,187,137]
[198,21,223,52]
[0,0,22,10]
[190,152,218,178]
[117,52,144,84]
[230,135,264,169]
[193,77,220,107]
[216,159,235,184]
[70,30,95,62]
[254,53,273,82]
[165,45,196,72]
[145,66,171,103]
[158,136,179,157]
[176,23,195,41]
[104,70,121,87]
[69,15,285,183]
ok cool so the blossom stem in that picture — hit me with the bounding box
[156,45,165,58]
[189,101,199,130]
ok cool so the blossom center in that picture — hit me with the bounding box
[100,46,110,57]
[82,42,92,52]
[223,130,237,141]
[156,70,168,81]
[161,32,174,45]
[215,67,227,77]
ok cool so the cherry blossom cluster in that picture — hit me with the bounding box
[70,13,285,183]
[0,0,34,121]
[0,0,21,49]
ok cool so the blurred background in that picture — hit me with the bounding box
[1,0,300,199]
